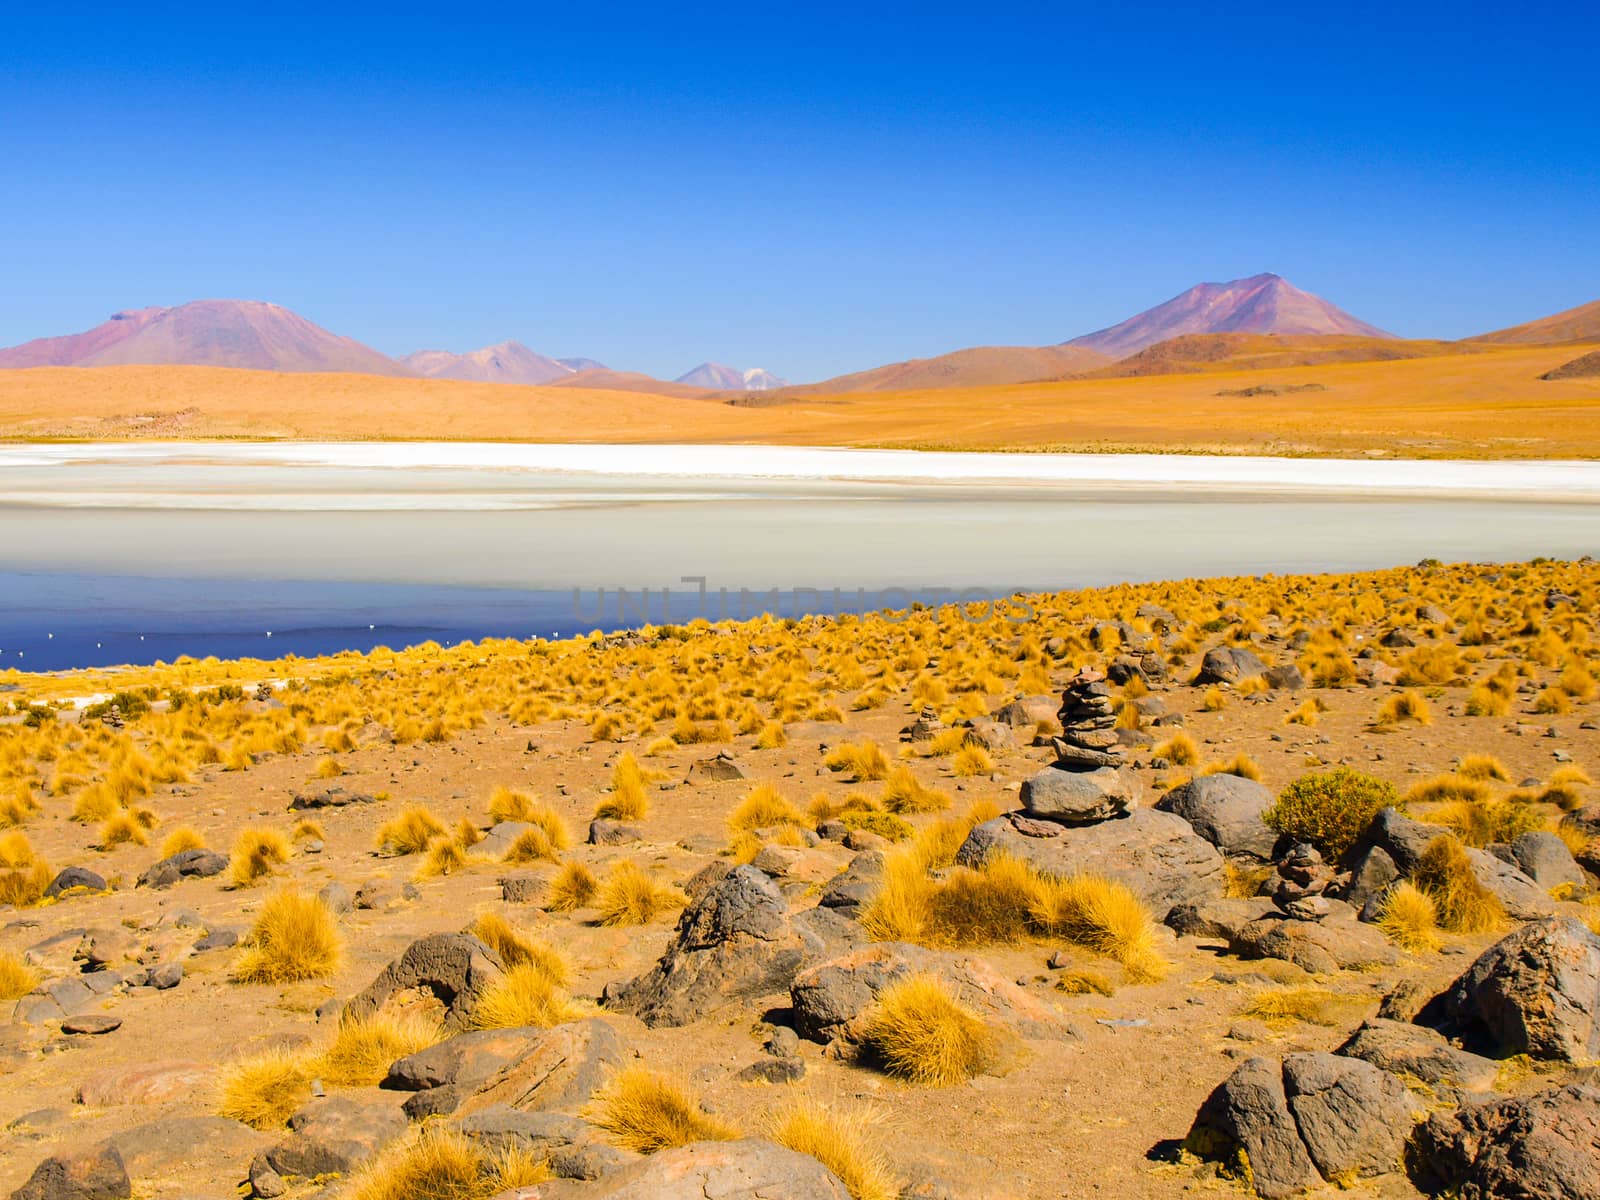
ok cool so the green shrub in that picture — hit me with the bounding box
[1263,767,1397,862]
[841,810,914,843]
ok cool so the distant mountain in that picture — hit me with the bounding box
[791,344,1109,394]
[1469,298,1600,346]
[0,300,410,375]
[1541,349,1600,380]
[1065,273,1393,360]
[556,357,607,372]
[401,340,576,385]
[1082,333,1489,379]
[675,362,788,391]
[547,368,715,398]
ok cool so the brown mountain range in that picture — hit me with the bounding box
[1468,297,1600,346]
[400,340,577,385]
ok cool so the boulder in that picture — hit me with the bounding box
[344,933,505,1032]
[529,1138,850,1199]
[262,1096,407,1179]
[1229,907,1399,974]
[8,1144,129,1200]
[288,788,374,810]
[604,866,814,1027]
[1156,774,1276,860]
[455,1105,594,1158]
[43,868,107,899]
[1165,897,1277,942]
[1263,664,1305,691]
[457,1020,627,1118]
[789,942,1065,1046]
[1498,830,1585,890]
[106,1116,269,1180]
[1362,808,1552,918]
[956,809,1224,918]
[384,1027,546,1093]
[12,976,98,1025]
[75,1061,212,1107]
[1019,766,1140,825]
[587,820,645,846]
[135,849,227,890]
[1431,917,1600,1062]
[688,752,745,783]
[1194,646,1267,686]
[817,851,885,918]
[991,696,1059,730]
[1334,1019,1498,1099]
[1341,845,1399,915]
[1407,1081,1600,1200]
[1187,1053,1416,1198]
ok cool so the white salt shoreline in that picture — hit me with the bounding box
[1,441,1599,502]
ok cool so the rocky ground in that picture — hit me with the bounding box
[1,559,1598,1199]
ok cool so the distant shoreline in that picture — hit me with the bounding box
[5,441,1600,503]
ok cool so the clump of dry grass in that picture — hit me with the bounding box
[1244,986,1364,1027]
[345,1128,550,1200]
[727,784,807,835]
[595,753,650,821]
[754,720,787,749]
[1420,799,1545,848]
[488,785,536,825]
[949,745,994,778]
[0,949,41,1000]
[596,861,683,927]
[314,756,344,779]
[376,806,448,856]
[1030,872,1169,983]
[1413,836,1508,934]
[1054,968,1116,996]
[825,741,892,782]
[1223,861,1274,898]
[545,861,598,912]
[233,890,343,984]
[1201,754,1262,782]
[587,1066,739,1153]
[1457,754,1510,782]
[469,912,572,986]
[228,827,291,888]
[291,818,325,843]
[880,765,951,814]
[1377,691,1432,726]
[861,973,999,1086]
[470,962,584,1030]
[1404,774,1492,807]
[0,860,52,908]
[98,810,149,848]
[317,1011,440,1087]
[1201,687,1228,712]
[1284,698,1321,727]
[160,826,206,856]
[218,1048,313,1130]
[1376,881,1443,953]
[1153,732,1199,765]
[415,834,472,880]
[769,1099,898,1200]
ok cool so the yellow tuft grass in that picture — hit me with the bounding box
[1030,872,1170,983]
[316,1012,441,1087]
[98,810,148,848]
[233,890,344,984]
[314,756,344,779]
[755,720,787,749]
[545,861,598,912]
[595,753,650,821]
[1243,986,1365,1027]
[950,745,994,778]
[160,826,206,856]
[1154,732,1199,765]
[346,1128,551,1200]
[0,949,41,1000]
[727,783,807,835]
[415,834,472,880]
[489,785,536,825]
[1054,968,1116,996]
[825,740,892,782]
[861,973,999,1086]
[880,765,951,814]
[1457,754,1510,782]
[376,806,448,856]
[769,1099,898,1200]
[1377,691,1432,725]
[1376,881,1443,954]
[587,1066,739,1153]
[1413,836,1508,934]
[1201,754,1263,782]
[596,861,684,927]
[468,912,573,987]
[228,827,291,888]
[470,962,584,1030]
[218,1048,313,1130]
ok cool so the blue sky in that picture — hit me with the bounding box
[2,2,1596,382]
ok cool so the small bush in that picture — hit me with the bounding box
[218,1049,313,1130]
[545,861,598,911]
[769,1100,898,1200]
[840,810,913,842]
[1376,881,1442,953]
[234,890,344,984]
[1413,836,1507,933]
[595,753,650,821]
[376,806,448,856]
[228,827,291,888]
[861,973,999,1085]
[1264,768,1397,862]
[0,948,41,999]
[596,861,683,927]
[587,1066,739,1153]
[317,1012,440,1087]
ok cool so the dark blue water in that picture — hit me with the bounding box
[0,572,1009,672]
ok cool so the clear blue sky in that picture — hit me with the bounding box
[2,2,1595,382]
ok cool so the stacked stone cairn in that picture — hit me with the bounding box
[1272,843,1337,920]
[1015,668,1142,828]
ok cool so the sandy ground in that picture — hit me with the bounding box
[2,617,1594,1198]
